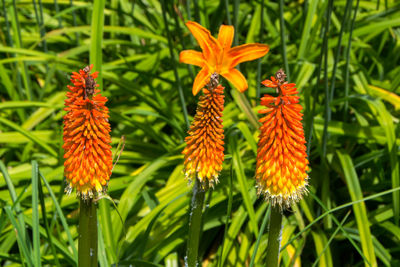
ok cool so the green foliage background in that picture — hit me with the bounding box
[1,0,400,266]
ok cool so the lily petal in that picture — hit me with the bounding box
[193,67,211,95]
[180,50,205,67]
[227,43,270,68]
[221,68,248,92]
[217,25,234,50]
[186,21,221,64]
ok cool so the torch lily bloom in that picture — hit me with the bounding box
[256,70,309,208]
[180,21,270,95]
[63,65,113,199]
[182,82,225,188]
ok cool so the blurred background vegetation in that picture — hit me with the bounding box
[0,0,400,266]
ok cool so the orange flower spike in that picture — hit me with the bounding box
[63,65,113,199]
[180,21,270,95]
[182,74,225,188]
[256,69,309,208]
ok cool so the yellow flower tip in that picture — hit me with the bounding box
[180,20,269,94]
[256,69,309,209]
[63,65,113,200]
[182,85,225,189]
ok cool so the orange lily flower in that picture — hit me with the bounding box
[180,21,269,95]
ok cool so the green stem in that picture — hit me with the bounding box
[278,0,289,80]
[218,164,233,267]
[186,178,206,267]
[160,0,190,129]
[78,199,98,267]
[265,206,283,267]
[90,0,106,89]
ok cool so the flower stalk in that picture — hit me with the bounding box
[265,206,283,267]
[78,199,98,267]
[186,178,206,267]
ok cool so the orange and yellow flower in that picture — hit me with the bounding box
[63,65,113,199]
[179,21,269,95]
[182,83,225,188]
[256,70,309,208]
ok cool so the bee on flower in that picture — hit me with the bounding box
[180,21,269,188]
[256,69,309,208]
[63,65,113,199]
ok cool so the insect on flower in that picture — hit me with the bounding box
[82,65,96,98]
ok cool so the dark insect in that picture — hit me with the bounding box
[275,68,287,84]
[82,65,96,99]
[207,72,219,90]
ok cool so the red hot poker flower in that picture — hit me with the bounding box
[63,65,113,199]
[256,69,309,208]
[182,78,225,188]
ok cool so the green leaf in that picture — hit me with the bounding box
[337,150,377,267]
[0,117,57,157]
[31,161,41,267]
[230,135,258,236]
[4,206,34,267]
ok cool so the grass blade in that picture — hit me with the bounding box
[297,0,319,60]
[312,211,352,267]
[310,230,333,267]
[281,186,400,252]
[0,160,27,241]
[231,90,259,129]
[90,0,106,88]
[278,0,289,79]
[9,1,33,100]
[230,134,258,236]
[39,170,78,263]
[249,205,270,267]
[0,117,57,157]
[337,150,377,267]
[98,222,109,267]
[161,0,189,128]
[218,163,234,267]
[364,99,400,225]
[31,161,41,267]
[256,0,265,100]
[308,191,369,263]
[37,171,61,266]
[344,0,360,119]
[4,206,34,267]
